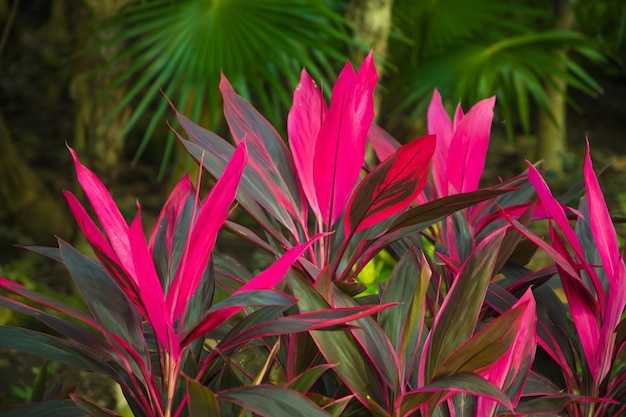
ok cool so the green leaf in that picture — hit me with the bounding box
[289,273,386,408]
[70,394,118,417]
[0,327,113,376]
[188,379,220,416]
[0,400,88,417]
[30,360,48,403]
[425,229,505,381]
[288,365,332,393]
[218,385,331,417]
[398,373,512,417]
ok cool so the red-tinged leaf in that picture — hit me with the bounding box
[378,249,429,384]
[175,112,292,244]
[128,212,178,358]
[68,146,136,280]
[288,68,327,219]
[368,123,401,163]
[435,291,534,380]
[289,273,386,408]
[527,162,605,305]
[218,385,331,417]
[345,134,435,235]
[0,327,114,375]
[512,393,617,414]
[220,75,305,228]
[58,239,150,364]
[550,229,601,382]
[288,365,333,394]
[390,188,511,232]
[219,304,393,352]
[167,140,247,322]
[397,373,513,417]
[423,229,505,383]
[446,96,495,194]
[64,192,118,264]
[0,400,89,417]
[584,141,623,293]
[148,173,194,252]
[182,237,320,346]
[428,89,455,197]
[71,394,118,417]
[313,53,377,227]
[476,290,537,415]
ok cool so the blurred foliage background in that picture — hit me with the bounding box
[0,0,624,409]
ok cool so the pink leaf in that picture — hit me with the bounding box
[167,141,248,322]
[313,52,377,227]
[181,235,322,347]
[129,211,178,359]
[68,146,136,280]
[368,123,400,163]
[288,69,327,219]
[345,134,435,235]
[476,289,536,415]
[148,174,194,252]
[428,89,455,197]
[446,95,495,194]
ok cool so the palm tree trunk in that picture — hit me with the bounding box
[347,0,394,164]
[535,0,575,176]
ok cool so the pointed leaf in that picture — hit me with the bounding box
[188,379,220,416]
[0,400,88,417]
[368,123,401,163]
[314,53,377,226]
[288,68,327,218]
[218,385,331,417]
[346,134,435,235]
[425,229,505,381]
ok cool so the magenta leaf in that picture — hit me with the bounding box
[368,123,401,163]
[220,75,305,230]
[167,140,248,322]
[446,96,495,194]
[313,52,377,227]
[345,134,435,235]
[288,68,327,219]
[428,89,455,197]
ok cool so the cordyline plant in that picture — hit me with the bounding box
[1,52,625,417]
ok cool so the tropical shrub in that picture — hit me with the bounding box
[0,53,625,416]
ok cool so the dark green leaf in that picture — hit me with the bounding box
[289,273,386,407]
[0,327,113,375]
[426,229,505,381]
[218,385,331,417]
[188,379,220,416]
[0,400,88,417]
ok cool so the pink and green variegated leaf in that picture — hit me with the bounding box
[398,373,513,417]
[128,211,178,358]
[313,52,377,227]
[527,162,605,305]
[181,237,321,346]
[174,110,291,244]
[148,173,194,253]
[289,272,387,408]
[476,290,536,416]
[428,89,456,197]
[550,228,602,383]
[220,75,305,229]
[423,229,505,383]
[434,290,535,381]
[446,96,495,195]
[368,123,401,163]
[288,69,327,219]
[345,134,435,235]
[167,140,247,322]
[68,146,137,281]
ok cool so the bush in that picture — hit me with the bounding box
[0,53,624,416]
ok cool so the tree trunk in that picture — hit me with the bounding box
[346,0,394,164]
[71,0,133,176]
[535,0,575,176]
[0,111,73,245]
